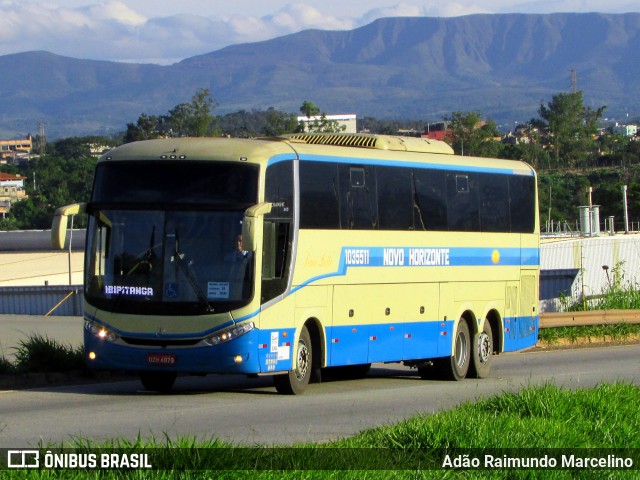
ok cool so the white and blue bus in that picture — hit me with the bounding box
[52,133,539,394]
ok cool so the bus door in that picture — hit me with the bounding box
[504,282,519,342]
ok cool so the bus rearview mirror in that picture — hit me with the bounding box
[242,202,272,252]
[51,203,86,249]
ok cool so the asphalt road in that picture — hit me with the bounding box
[0,344,638,448]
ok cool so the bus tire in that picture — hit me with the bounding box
[437,320,471,381]
[139,372,177,393]
[469,321,493,379]
[274,325,312,395]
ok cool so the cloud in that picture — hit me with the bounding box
[1,1,639,64]
[267,4,354,31]
[0,1,363,63]
[86,1,146,26]
[0,1,150,61]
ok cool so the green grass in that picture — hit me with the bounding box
[561,262,640,312]
[538,322,640,345]
[0,354,15,374]
[5,383,639,479]
[11,333,85,373]
[539,262,640,345]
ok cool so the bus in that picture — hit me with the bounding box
[51,133,539,394]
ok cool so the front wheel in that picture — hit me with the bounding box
[274,325,312,395]
[435,320,471,381]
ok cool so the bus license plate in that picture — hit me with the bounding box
[147,353,176,366]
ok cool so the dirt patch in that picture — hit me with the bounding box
[533,334,640,351]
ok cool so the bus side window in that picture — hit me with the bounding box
[263,160,294,303]
[263,222,290,280]
[339,164,377,230]
[377,166,414,230]
[413,169,448,231]
[299,161,340,229]
[510,175,536,233]
[479,173,509,232]
[447,172,480,232]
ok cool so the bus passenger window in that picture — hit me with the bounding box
[377,166,414,230]
[263,161,294,302]
[413,169,448,231]
[447,172,480,232]
[339,164,377,230]
[510,176,536,233]
[299,161,340,229]
[479,173,509,232]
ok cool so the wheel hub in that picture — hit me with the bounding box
[295,342,310,381]
[477,332,491,365]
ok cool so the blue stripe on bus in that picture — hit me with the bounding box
[266,154,297,166]
[295,153,534,176]
[292,246,539,293]
[84,315,538,374]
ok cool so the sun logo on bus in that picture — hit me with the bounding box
[491,250,501,264]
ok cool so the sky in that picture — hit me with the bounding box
[2,1,640,64]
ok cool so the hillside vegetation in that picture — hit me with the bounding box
[1,13,640,137]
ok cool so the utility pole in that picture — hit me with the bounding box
[570,69,577,93]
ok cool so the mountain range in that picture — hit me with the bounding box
[1,12,639,139]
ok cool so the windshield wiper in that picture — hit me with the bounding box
[173,229,214,313]
[127,226,156,276]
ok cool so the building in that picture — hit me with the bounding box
[297,114,357,133]
[613,124,638,137]
[0,136,33,164]
[0,172,28,218]
[422,122,453,142]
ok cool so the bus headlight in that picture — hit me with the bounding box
[85,320,120,343]
[205,322,255,346]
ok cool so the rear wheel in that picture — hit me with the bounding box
[469,321,493,378]
[274,325,312,395]
[139,372,177,393]
[436,320,471,381]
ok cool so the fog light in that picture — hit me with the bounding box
[88,351,97,360]
[234,355,243,363]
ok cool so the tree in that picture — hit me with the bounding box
[297,100,346,133]
[122,88,218,143]
[166,88,218,137]
[446,111,500,157]
[299,101,320,118]
[189,88,218,136]
[167,103,192,137]
[1,152,96,230]
[538,91,606,168]
[263,108,298,137]
[123,114,162,143]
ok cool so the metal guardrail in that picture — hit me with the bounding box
[540,310,640,328]
[0,285,83,316]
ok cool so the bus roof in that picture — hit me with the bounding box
[283,133,454,155]
[99,135,535,176]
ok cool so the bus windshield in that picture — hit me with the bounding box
[84,161,259,315]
